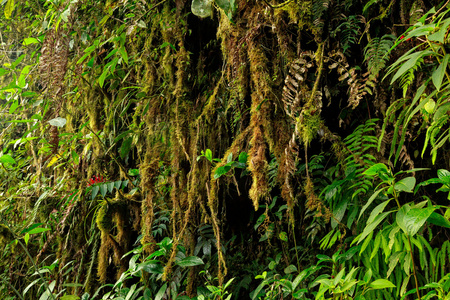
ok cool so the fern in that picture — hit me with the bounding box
[333,15,361,56]
[399,59,422,97]
[363,34,395,95]
[341,119,378,199]
[312,0,330,32]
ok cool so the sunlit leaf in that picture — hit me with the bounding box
[48,117,67,127]
[4,0,14,19]
[0,154,16,164]
[370,279,396,289]
[397,205,435,236]
[394,177,416,193]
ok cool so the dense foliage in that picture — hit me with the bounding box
[2,0,450,299]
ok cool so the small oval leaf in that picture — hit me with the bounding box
[48,117,67,127]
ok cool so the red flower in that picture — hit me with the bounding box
[87,175,106,186]
[400,35,411,41]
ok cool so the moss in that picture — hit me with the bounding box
[304,177,331,222]
[276,1,313,29]
[297,110,323,147]
[248,125,269,210]
[96,196,137,283]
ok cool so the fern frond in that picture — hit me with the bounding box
[399,63,420,97]
[335,15,361,56]
[341,119,379,199]
[312,0,330,32]
[362,34,395,95]
[364,34,395,78]
[282,52,315,119]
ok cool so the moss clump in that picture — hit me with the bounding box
[96,196,136,283]
[297,110,323,147]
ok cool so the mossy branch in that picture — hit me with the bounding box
[307,43,325,107]
[263,0,293,9]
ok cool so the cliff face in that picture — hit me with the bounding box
[1,0,449,299]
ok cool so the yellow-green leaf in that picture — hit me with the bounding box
[4,0,14,19]
[370,279,396,289]
[432,54,449,91]
[424,99,436,114]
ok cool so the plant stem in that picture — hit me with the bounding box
[407,236,421,300]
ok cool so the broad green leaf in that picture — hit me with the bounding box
[23,37,39,45]
[12,54,25,69]
[125,284,137,300]
[18,65,31,88]
[360,231,373,255]
[292,267,315,290]
[91,185,99,200]
[76,52,91,65]
[363,268,373,283]
[367,199,391,225]
[4,0,14,19]
[114,130,132,142]
[214,166,230,179]
[99,68,109,88]
[425,212,450,229]
[331,199,347,229]
[114,180,122,190]
[128,169,139,176]
[437,169,450,183]
[48,117,67,127]
[119,46,128,64]
[358,212,391,244]
[339,279,358,293]
[0,154,16,164]
[72,150,79,165]
[140,261,163,274]
[238,151,248,164]
[191,0,212,18]
[205,149,212,162]
[23,278,41,296]
[432,54,449,91]
[370,279,396,289]
[60,296,80,300]
[363,163,389,176]
[390,50,433,84]
[0,68,8,76]
[394,177,416,193]
[9,100,18,114]
[284,264,297,274]
[404,24,435,39]
[359,188,384,221]
[396,205,410,234]
[397,205,436,236]
[120,136,133,159]
[424,99,436,114]
[370,233,381,261]
[176,256,204,267]
[100,183,107,197]
[155,283,167,300]
[334,267,346,286]
[428,18,450,43]
[227,153,233,163]
[28,227,50,235]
